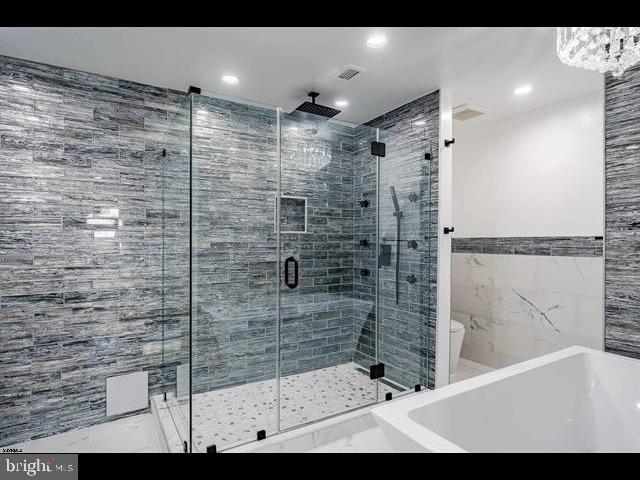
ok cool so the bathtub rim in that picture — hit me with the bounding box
[371,346,640,452]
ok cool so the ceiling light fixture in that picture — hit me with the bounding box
[514,84,532,96]
[222,75,239,85]
[414,120,426,126]
[334,100,349,108]
[366,35,387,49]
[557,27,640,77]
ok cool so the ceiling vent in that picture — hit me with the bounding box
[452,103,488,122]
[337,64,365,80]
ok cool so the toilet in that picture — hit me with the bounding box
[449,319,466,374]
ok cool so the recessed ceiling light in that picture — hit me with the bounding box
[514,84,532,96]
[334,100,349,108]
[414,120,426,126]
[366,35,387,48]
[222,75,239,86]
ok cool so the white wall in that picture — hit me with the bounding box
[450,90,605,374]
[453,90,604,237]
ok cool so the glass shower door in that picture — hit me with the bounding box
[375,126,436,397]
[277,112,380,431]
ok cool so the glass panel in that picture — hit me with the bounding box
[155,95,191,451]
[189,93,279,452]
[278,111,379,431]
[376,126,436,398]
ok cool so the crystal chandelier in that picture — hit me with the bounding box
[556,27,640,77]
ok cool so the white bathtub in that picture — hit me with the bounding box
[372,346,640,452]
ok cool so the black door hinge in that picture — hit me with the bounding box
[371,141,386,157]
[369,363,385,380]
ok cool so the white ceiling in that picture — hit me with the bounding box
[0,27,603,124]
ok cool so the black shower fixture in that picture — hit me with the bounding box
[360,239,370,247]
[407,240,418,249]
[360,268,370,277]
[406,274,417,284]
[408,193,418,203]
[359,199,369,208]
[295,92,341,118]
[390,187,403,304]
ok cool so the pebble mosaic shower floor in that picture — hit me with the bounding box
[155,362,401,452]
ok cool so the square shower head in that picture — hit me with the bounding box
[295,91,341,119]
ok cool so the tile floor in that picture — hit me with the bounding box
[449,357,495,384]
[7,413,164,453]
[5,363,413,454]
[155,362,402,452]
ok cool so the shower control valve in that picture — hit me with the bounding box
[407,240,418,249]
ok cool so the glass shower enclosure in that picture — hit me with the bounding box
[158,90,437,452]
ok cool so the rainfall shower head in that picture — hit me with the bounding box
[295,92,341,119]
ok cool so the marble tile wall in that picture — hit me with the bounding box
[353,91,440,389]
[451,253,604,368]
[604,62,640,359]
[0,54,187,446]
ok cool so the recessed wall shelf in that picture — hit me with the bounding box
[275,195,308,234]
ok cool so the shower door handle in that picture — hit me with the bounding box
[284,256,299,289]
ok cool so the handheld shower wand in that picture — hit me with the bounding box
[390,187,403,304]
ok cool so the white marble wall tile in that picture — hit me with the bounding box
[452,253,603,369]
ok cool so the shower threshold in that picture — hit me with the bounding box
[152,362,402,452]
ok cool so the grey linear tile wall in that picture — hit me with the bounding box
[159,99,190,395]
[605,62,640,360]
[190,98,356,396]
[452,236,603,257]
[0,54,187,446]
[279,112,356,377]
[0,53,440,445]
[353,91,440,389]
[190,94,279,394]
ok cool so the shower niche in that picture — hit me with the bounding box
[158,89,440,452]
[275,195,308,233]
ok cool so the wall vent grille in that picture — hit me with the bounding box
[452,103,488,122]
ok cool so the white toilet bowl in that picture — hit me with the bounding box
[449,319,465,374]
